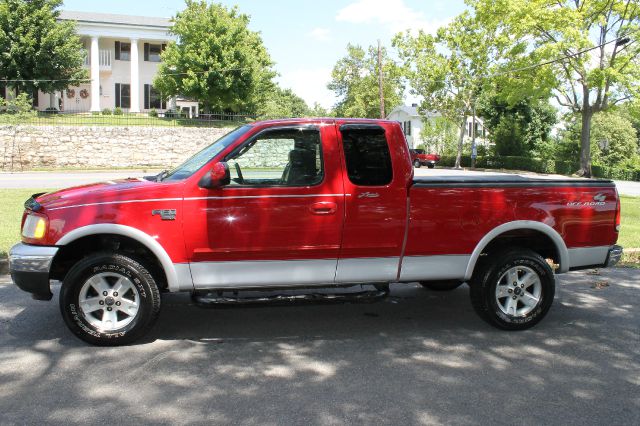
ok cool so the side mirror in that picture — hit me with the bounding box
[199,162,230,189]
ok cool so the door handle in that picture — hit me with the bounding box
[309,201,337,215]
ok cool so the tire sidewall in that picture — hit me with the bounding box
[414,160,421,168]
[60,254,157,344]
[482,253,554,328]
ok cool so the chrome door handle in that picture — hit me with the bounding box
[309,201,337,215]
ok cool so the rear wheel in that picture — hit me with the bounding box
[470,248,554,330]
[419,280,463,291]
[59,252,161,346]
[427,163,435,169]
[413,160,421,168]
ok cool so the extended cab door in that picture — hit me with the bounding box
[182,124,345,288]
[335,123,411,282]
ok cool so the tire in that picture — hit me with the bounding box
[469,248,554,330]
[59,252,161,346]
[427,163,435,169]
[419,280,463,291]
[413,160,421,168]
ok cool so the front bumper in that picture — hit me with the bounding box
[9,243,58,301]
[606,245,623,267]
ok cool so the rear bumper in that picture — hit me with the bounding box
[606,245,623,267]
[9,243,58,301]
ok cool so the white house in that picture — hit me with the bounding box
[32,11,197,116]
[387,104,489,150]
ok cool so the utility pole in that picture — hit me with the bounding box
[471,103,477,168]
[377,39,385,119]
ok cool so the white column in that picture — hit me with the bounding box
[130,38,140,112]
[90,36,100,112]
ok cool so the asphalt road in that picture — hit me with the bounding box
[0,268,638,425]
[1,169,639,196]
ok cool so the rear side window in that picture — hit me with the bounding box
[341,127,393,186]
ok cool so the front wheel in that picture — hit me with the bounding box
[427,163,435,169]
[60,252,161,346]
[469,248,554,330]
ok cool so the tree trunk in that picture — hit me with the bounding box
[454,115,466,169]
[577,108,593,178]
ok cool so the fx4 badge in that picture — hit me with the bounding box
[358,192,380,199]
[567,193,606,207]
[152,209,177,220]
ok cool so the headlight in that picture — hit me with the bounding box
[22,214,48,239]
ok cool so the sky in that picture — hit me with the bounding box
[61,0,468,108]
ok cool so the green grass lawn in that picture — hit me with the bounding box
[0,114,241,128]
[0,188,54,257]
[0,190,638,265]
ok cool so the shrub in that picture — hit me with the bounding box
[102,108,112,115]
[148,108,158,117]
[91,111,100,116]
[113,107,123,115]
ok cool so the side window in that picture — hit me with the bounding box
[226,127,323,187]
[341,127,393,186]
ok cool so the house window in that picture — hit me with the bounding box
[115,41,131,61]
[144,84,166,109]
[406,120,412,136]
[468,122,473,137]
[144,43,166,62]
[115,83,131,109]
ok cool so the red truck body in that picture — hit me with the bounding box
[10,118,622,344]
[410,149,440,168]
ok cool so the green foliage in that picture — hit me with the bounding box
[258,87,309,118]
[154,1,276,113]
[394,11,503,166]
[419,116,460,155]
[308,102,331,117]
[478,93,557,159]
[101,108,112,116]
[0,93,36,123]
[591,111,639,166]
[328,43,403,118]
[0,0,86,95]
[472,0,640,176]
[148,108,158,117]
[113,107,123,116]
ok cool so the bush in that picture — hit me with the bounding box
[148,108,158,117]
[113,107,123,115]
[102,108,112,115]
[91,111,100,116]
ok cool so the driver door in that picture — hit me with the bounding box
[182,124,345,288]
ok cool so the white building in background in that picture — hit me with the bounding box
[387,104,489,150]
[35,11,198,117]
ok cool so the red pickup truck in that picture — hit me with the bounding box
[10,118,622,345]
[410,149,440,168]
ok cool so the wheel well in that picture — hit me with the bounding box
[479,229,560,268]
[50,234,168,290]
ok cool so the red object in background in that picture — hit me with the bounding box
[410,149,440,168]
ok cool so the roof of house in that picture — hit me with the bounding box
[59,11,171,28]
[387,105,440,119]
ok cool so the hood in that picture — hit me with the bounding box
[35,177,167,211]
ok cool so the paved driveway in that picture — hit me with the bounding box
[1,268,638,425]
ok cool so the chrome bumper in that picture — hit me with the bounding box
[9,243,58,300]
[606,245,623,267]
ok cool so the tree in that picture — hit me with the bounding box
[394,12,499,168]
[472,0,640,177]
[154,1,276,113]
[258,87,309,118]
[419,116,460,156]
[591,111,638,166]
[327,43,403,118]
[0,0,86,99]
[478,93,557,159]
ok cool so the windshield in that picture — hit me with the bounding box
[163,125,253,181]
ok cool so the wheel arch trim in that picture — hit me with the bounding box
[55,224,190,292]
[464,221,569,280]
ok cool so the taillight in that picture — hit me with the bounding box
[615,195,621,232]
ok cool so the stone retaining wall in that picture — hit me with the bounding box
[0,125,233,170]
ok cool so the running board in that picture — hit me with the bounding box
[192,284,389,308]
